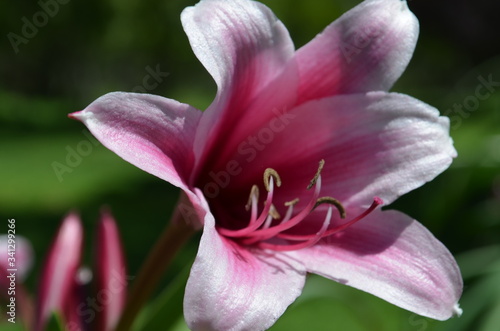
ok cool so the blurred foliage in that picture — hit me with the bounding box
[1,0,499,330]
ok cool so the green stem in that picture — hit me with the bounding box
[114,202,196,331]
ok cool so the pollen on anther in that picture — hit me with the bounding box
[263,168,282,191]
[314,197,346,219]
[245,185,259,211]
[269,204,281,219]
[308,159,325,189]
[284,198,299,207]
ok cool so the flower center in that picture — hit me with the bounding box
[217,160,383,251]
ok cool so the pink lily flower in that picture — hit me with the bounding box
[95,209,128,331]
[35,211,127,331]
[35,213,83,331]
[70,0,463,330]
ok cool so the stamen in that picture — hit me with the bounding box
[268,204,281,219]
[264,168,281,192]
[245,185,259,211]
[314,197,346,219]
[279,199,298,225]
[284,198,299,207]
[218,162,381,253]
[247,188,259,225]
[278,197,383,241]
[307,159,325,189]
[258,206,333,252]
[318,197,382,237]
[262,214,274,229]
[242,175,322,244]
[263,204,281,229]
[217,176,276,237]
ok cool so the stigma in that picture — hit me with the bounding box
[217,160,382,251]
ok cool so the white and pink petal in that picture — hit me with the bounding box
[181,0,298,172]
[184,212,307,331]
[222,92,455,209]
[95,209,127,331]
[70,92,201,190]
[295,0,419,102]
[35,213,83,331]
[288,209,463,320]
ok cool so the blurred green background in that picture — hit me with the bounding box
[1,0,499,330]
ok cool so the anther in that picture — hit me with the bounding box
[245,185,259,211]
[307,159,325,189]
[269,204,281,219]
[314,197,346,219]
[318,197,383,237]
[263,168,282,192]
[284,198,300,207]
